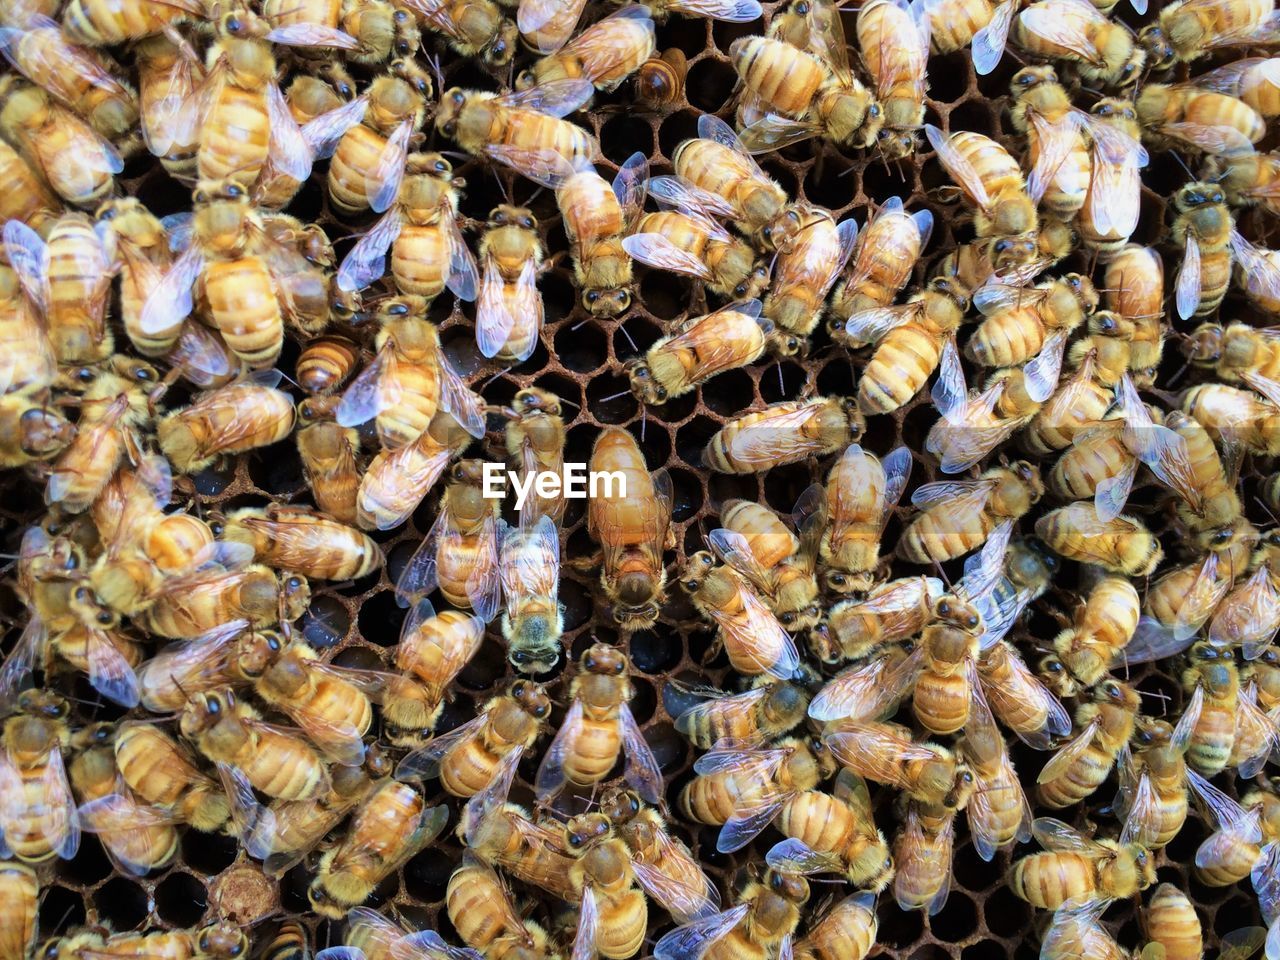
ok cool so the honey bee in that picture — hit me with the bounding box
[263,0,419,65]
[43,923,249,960]
[1104,246,1164,384]
[61,0,200,45]
[215,505,383,583]
[764,208,860,340]
[1035,502,1163,575]
[0,863,35,960]
[636,48,687,107]
[497,516,563,675]
[1137,83,1264,158]
[731,0,883,152]
[764,768,894,891]
[296,397,361,526]
[628,299,788,404]
[898,462,1042,566]
[563,813,648,960]
[680,550,803,680]
[888,802,956,915]
[1076,98,1148,258]
[1208,149,1280,215]
[402,0,516,66]
[397,679,549,797]
[517,6,655,94]
[136,621,262,714]
[624,205,769,302]
[824,720,975,811]
[600,787,721,923]
[180,687,329,801]
[0,690,77,863]
[336,297,485,451]
[1116,717,1193,850]
[436,81,597,185]
[297,336,361,397]
[536,643,663,803]
[3,213,113,367]
[502,387,567,525]
[960,689,1032,860]
[818,444,911,596]
[1144,884,1208,960]
[378,600,485,747]
[703,494,824,631]
[1133,526,1250,655]
[475,205,545,364]
[656,114,803,251]
[70,733,180,876]
[653,869,808,960]
[1171,181,1234,321]
[705,399,862,477]
[132,34,202,183]
[1040,898,1131,960]
[1196,57,1280,123]
[1044,577,1140,699]
[1181,641,1278,777]
[0,137,59,237]
[584,426,673,630]
[0,78,122,208]
[1008,66,1091,218]
[336,152,476,305]
[157,376,297,475]
[395,460,500,620]
[1139,0,1275,68]
[829,197,932,339]
[1208,528,1280,656]
[926,123,1038,253]
[356,406,479,532]
[327,72,429,217]
[925,0,1020,74]
[792,892,878,960]
[856,0,930,158]
[95,197,184,358]
[1183,320,1280,408]
[1191,772,1280,895]
[850,276,971,415]
[447,852,556,960]
[557,151,644,316]
[1036,677,1141,808]
[309,782,448,918]
[260,922,310,960]
[1009,816,1156,909]
[112,721,229,832]
[810,576,942,666]
[1012,0,1145,88]
[968,274,1096,369]
[0,392,72,470]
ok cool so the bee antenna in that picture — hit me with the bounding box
[598,388,633,403]
[1254,497,1280,527]
[616,321,638,353]
[932,559,954,592]
[1170,152,1197,180]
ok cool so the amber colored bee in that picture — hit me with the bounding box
[402,0,515,67]
[625,206,769,303]
[1137,83,1264,159]
[295,397,361,526]
[216,505,383,582]
[498,516,564,675]
[447,852,556,960]
[926,123,1038,253]
[43,922,249,960]
[1008,66,1090,218]
[297,336,360,397]
[381,600,485,748]
[817,444,910,597]
[1019,348,1114,456]
[824,720,976,811]
[1192,775,1280,890]
[1186,383,1280,457]
[704,495,823,631]
[1008,816,1156,909]
[810,576,941,666]
[555,152,644,317]
[0,690,77,863]
[1170,181,1236,323]
[924,0,1014,74]
[1103,246,1164,384]
[132,34,201,183]
[967,274,1096,369]
[517,6,655,95]
[851,276,971,415]
[502,387,567,525]
[137,622,266,715]
[1184,320,1280,407]
[398,679,549,797]
[535,642,663,803]
[158,377,297,475]
[1208,529,1280,656]
[327,73,428,217]
[670,678,808,751]
[60,0,198,45]
[264,0,418,65]
[1117,718,1192,850]
[4,213,113,367]
[897,462,1042,566]
[309,781,448,918]
[1036,677,1141,808]
[96,198,184,358]
[829,197,932,339]
[475,205,545,364]
[0,78,121,209]
[1012,0,1145,88]
[888,801,955,915]
[0,137,59,237]
[1040,898,1131,960]
[1074,98,1147,258]
[763,209,857,341]
[855,0,929,157]
[583,427,673,630]
[0,390,71,470]
[70,735,180,876]
[636,48,686,106]
[1164,409,1240,533]
[731,0,883,152]
[706,399,862,478]
[1144,884,1205,960]
[1044,577,1140,699]
[1208,149,1280,214]
[1139,0,1274,68]
[180,687,328,801]
[0,863,36,960]
[1137,522,1251,652]
[260,921,309,960]
[111,721,229,832]
[563,813,648,960]
[653,869,808,960]
[1035,502,1163,575]
[960,690,1032,861]
[1180,641,1277,777]
[793,892,878,960]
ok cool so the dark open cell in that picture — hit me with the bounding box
[877,896,926,947]
[930,889,979,942]
[155,871,208,926]
[403,847,455,902]
[657,108,702,159]
[628,676,657,722]
[554,320,610,373]
[630,627,683,674]
[952,839,1004,893]
[701,369,756,416]
[457,635,510,689]
[626,417,672,464]
[961,942,1012,960]
[981,885,1033,938]
[676,415,721,468]
[757,360,807,403]
[301,593,351,647]
[686,58,737,112]
[357,590,409,646]
[181,828,240,876]
[806,157,861,211]
[94,877,150,930]
[668,467,704,521]
[561,577,593,631]
[39,886,86,938]
[602,115,655,164]
[585,372,639,424]
[638,268,693,321]
[60,834,112,886]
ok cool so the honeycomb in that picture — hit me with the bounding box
[0,1,1275,958]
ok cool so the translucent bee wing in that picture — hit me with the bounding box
[84,627,140,709]
[716,794,787,853]
[1030,817,1109,855]
[572,887,599,960]
[668,0,760,18]
[266,83,313,184]
[706,528,772,594]
[1176,233,1202,321]
[1119,616,1198,667]
[1217,564,1280,657]
[618,702,663,805]
[1026,111,1083,206]
[401,930,484,960]
[766,837,842,874]
[1256,844,1280,926]
[807,647,923,722]
[647,175,737,220]
[76,794,180,876]
[2,219,47,311]
[653,904,749,960]
[435,346,488,440]
[500,78,595,117]
[0,615,44,712]
[476,254,518,359]
[931,337,968,423]
[445,219,479,303]
[738,114,821,154]
[1024,331,1067,403]
[337,341,395,427]
[613,150,648,212]
[264,22,359,47]
[844,302,922,344]
[369,120,413,214]
[1036,719,1100,784]
[140,246,204,334]
[534,695,583,800]
[518,0,588,53]
[1163,122,1257,157]
[925,123,991,208]
[1220,926,1269,960]
[462,745,523,843]
[301,96,369,160]
[622,233,713,281]
[44,747,79,860]
[395,716,491,783]
[971,0,1014,75]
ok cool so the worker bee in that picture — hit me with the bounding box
[1137,83,1264,157]
[636,48,687,106]
[326,71,428,217]
[263,0,419,65]
[475,205,545,364]
[136,621,262,714]
[180,687,329,801]
[0,690,77,863]
[396,678,550,796]
[1104,246,1164,384]
[95,198,185,359]
[447,853,556,959]
[968,274,1096,369]
[1182,383,1280,458]
[1172,181,1235,321]
[1196,57,1280,122]
[1180,641,1278,777]
[215,505,382,584]
[960,688,1032,860]
[926,123,1038,254]
[297,336,360,397]
[764,768,894,891]
[850,276,971,415]
[336,152,476,309]
[1021,347,1116,455]
[679,550,803,680]
[1036,677,1141,808]
[3,214,113,367]
[1184,320,1280,408]
[1207,149,1280,214]
[897,462,1042,566]
[792,892,878,960]
[1044,577,1141,699]
[0,78,121,208]
[925,0,1023,74]
[704,493,824,631]
[624,205,770,303]
[705,399,862,476]
[536,643,663,803]
[653,869,808,960]
[157,376,296,474]
[132,33,202,182]
[817,444,911,596]
[1143,884,1214,960]
[1039,898,1132,960]
[1009,816,1156,909]
[309,782,448,918]
[401,0,515,66]
[810,576,942,666]
[295,397,361,526]
[43,923,249,960]
[563,812,649,960]
[0,136,58,238]
[829,197,932,339]
[1075,98,1149,258]
[888,802,957,915]
[1116,717,1193,850]
[763,208,860,340]
[502,387,567,526]
[670,676,807,749]
[1008,66,1091,219]
[498,515,564,674]
[856,0,930,158]
[731,0,883,152]
[1207,529,1280,656]
[517,5,655,95]
[0,863,35,960]
[1139,0,1275,68]
[111,721,229,833]
[1035,502,1163,575]
[1012,0,1145,88]
[1191,772,1280,895]
[824,720,976,810]
[656,113,803,251]
[436,81,597,185]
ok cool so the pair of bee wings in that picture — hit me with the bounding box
[1209,561,1280,657]
[963,691,1034,861]
[135,618,254,712]
[894,804,957,915]
[395,502,502,620]
[218,761,352,873]
[696,555,802,681]
[1186,680,1279,778]
[924,124,1023,217]
[1122,550,1238,667]
[467,80,601,187]
[862,0,932,101]
[840,198,934,326]
[3,219,111,328]
[534,694,664,805]
[0,743,78,861]
[826,443,911,546]
[395,598,486,692]
[358,432,463,532]
[336,195,478,300]
[0,613,140,711]
[396,715,514,785]
[476,250,543,363]
[1179,230,1280,322]
[688,745,801,854]
[498,514,561,612]
[1189,767,1280,923]
[645,115,764,222]
[316,906,484,960]
[1016,0,1140,71]
[653,903,771,960]
[0,16,132,118]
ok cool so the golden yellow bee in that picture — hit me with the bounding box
[263,0,419,66]
[1039,899,1131,960]
[476,204,545,364]
[95,198,185,358]
[43,922,249,960]
[61,0,199,45]
[215,504,383,582]
[731,0,883,151]
[856,0,930,157]
[926,123,1038,252]
[1140,0,1274,68]
[260,921,309,960]
[563,813,648,960]
[1009,816,1156,909]
[0,863,35,960]
[1144,884,1208,960]
[502,387,567,526]
[112,721,230,832]
[0,690,77,863]
[625,206,769,302]
[0,136,58,238]
[671,678,808,750]
[1209,149,1280,215]
[133,33,202,183]
[810,576,941,666]
[793,892,878,960]
[1045,577,1141,698]
[1076,98,1147,257]
[309,782,448,918]
[1137,83,1264,157]
[968,273,1096,369]
[818,444,911,596]
[1008,65,1091,218]
[1116,718,1192,850]
[1181,641,1277,777]
[1192,775,1280,890]
[536,643,663,803]
[1103,245,1164,383]
[1012,0,1145,88]
[705,398,862,476]
[829,197,932,339]
[653,869,808,960]
[157,377,297,475]
[890,802,957,915]
[296,397,362,526]
[517,5,655,94]
[1196,56,1280,120]
[327,72,429,217]
[556,152,644,316]
[498,516,564,675]
[761,208,858,341]
[297,335,361,397]
[704,494,824,631]
[1207,529,1280,656]
[1184,383,1280,457]
[960,691,1032,860]
[1171,181,1235,321]
[824,720,976,810]
[1035,502,1163,575]
[447,853,556,960]
[898,462,1042,566]
[1036,678,1141,808]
